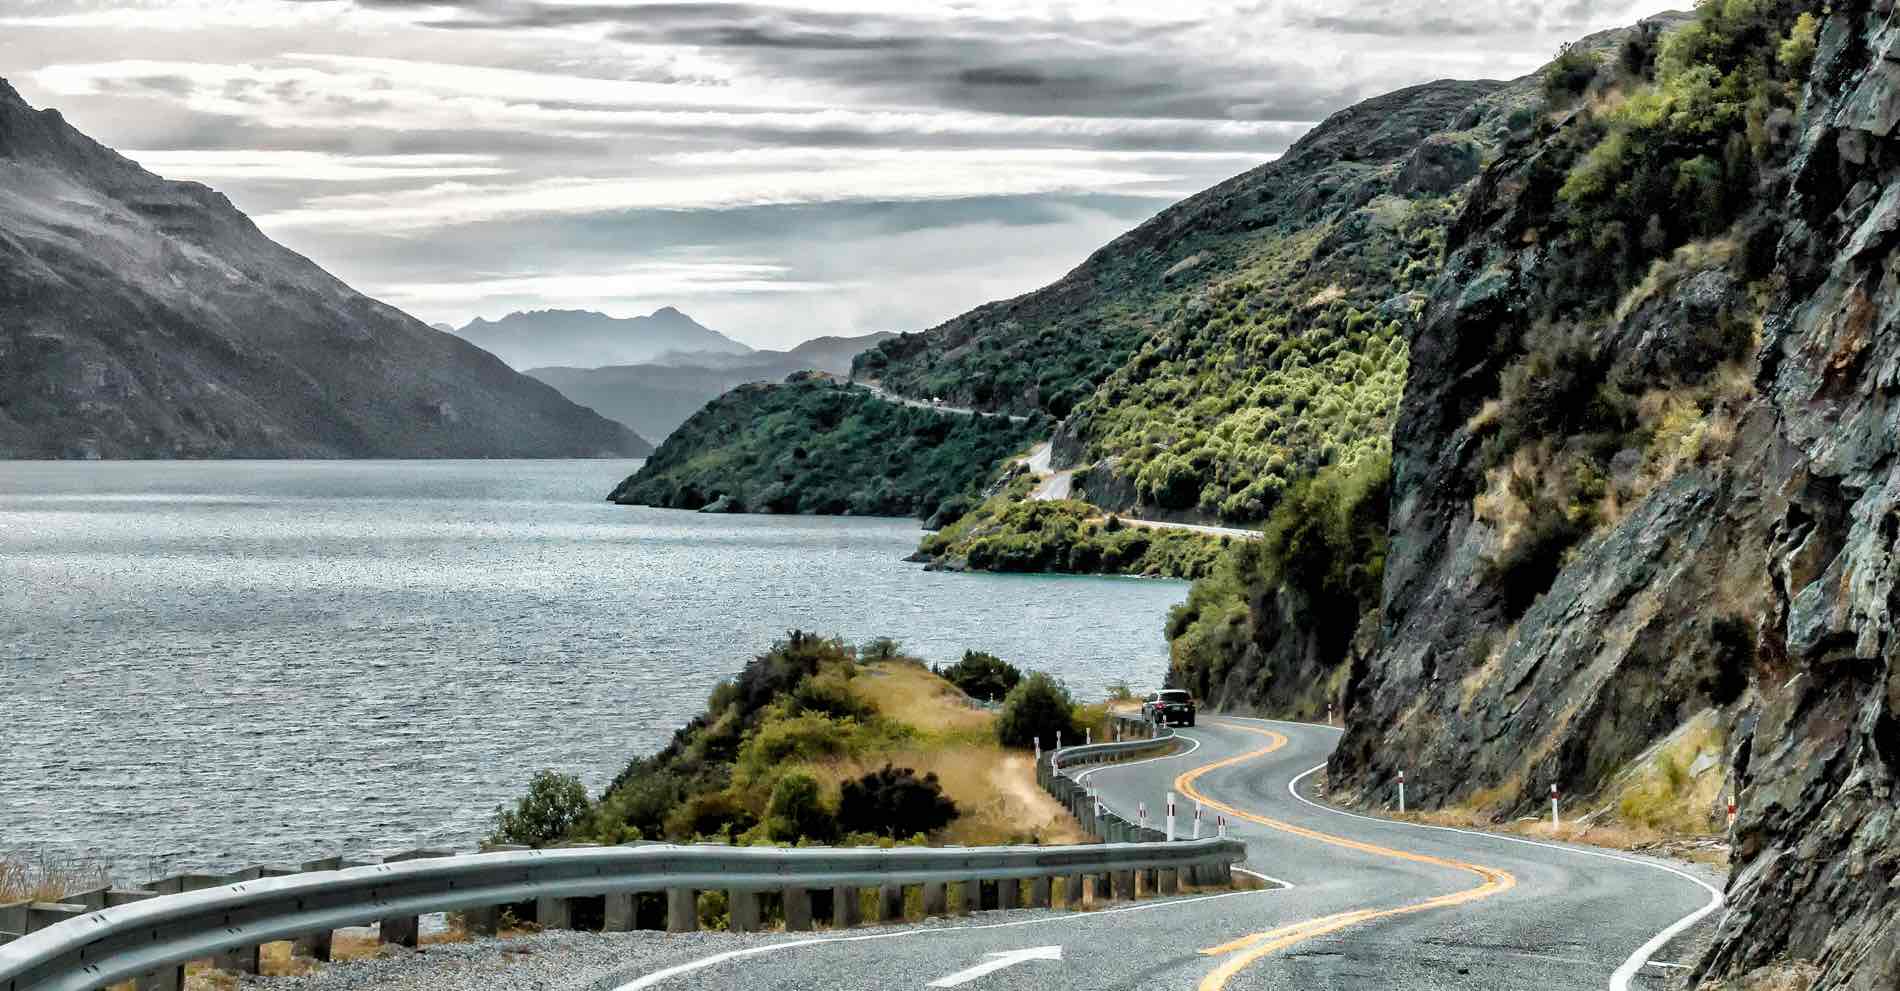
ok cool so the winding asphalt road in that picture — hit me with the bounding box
[586,718,1722,990]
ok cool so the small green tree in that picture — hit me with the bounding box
[765,771,837,843]
[860,637,906,663]
[934,650,1023,702]
[838,765,958,838]
[492,770,591,848]
[996,672,1081,749]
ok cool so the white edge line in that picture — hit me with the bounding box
[1068,733,1202,785]
[612,880,1282,990]
[1234,716,1723,991]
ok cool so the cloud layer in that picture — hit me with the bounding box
[7,0,1667,349]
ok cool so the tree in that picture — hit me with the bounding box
[996,672,1082,749]
[837,765,958,838]
[491,770,591,848]
[934,650,1023,702]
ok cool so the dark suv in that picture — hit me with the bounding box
[1143,689,1196,727]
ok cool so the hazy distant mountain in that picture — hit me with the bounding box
[0,80,648,459]
[527,331,896,442]
[454,307,749,370]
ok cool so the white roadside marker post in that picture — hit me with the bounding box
[1056,730,1062,751]
[1138,802,1148,833]
[1166,793,1177,842]
[1551,783,1561,828]
[1398,769,1406,814]
[1086,727,1092,746]
[1193,802,1203,840]
[1727,793,1737,830]
[1216,815,1227,839]
[1034,738,1041,765]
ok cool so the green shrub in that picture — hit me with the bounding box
[765,772,837,843]
[666,790,758,842]
[935,650,1023,703]
[837,765,959,838]
[996,672,1082,750]
[491,770,592,848]
[1544,42,1600,102]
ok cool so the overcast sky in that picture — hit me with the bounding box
[5,0,1666,349]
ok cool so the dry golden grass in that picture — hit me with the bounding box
[1696,961,1822,991]
[851,661,992,740]
[0,851,109,903]
[798,745,1089,846]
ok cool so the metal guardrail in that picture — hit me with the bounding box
[2,784,1241,991]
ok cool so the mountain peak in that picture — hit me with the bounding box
[453,306,749,369]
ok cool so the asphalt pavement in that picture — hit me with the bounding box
[578,717,1723,991]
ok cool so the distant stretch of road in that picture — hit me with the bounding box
[592,718,1723,990]
[849,381,1030,424]
[1014,442,1261,541]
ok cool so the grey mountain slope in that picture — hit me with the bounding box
[454,307,749,371]
[0,79,649,459]
[527,331,895,442]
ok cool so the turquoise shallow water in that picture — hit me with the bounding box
[0,459,1186,875]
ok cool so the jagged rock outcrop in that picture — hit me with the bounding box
[0,80,647,459]
[1311,5,1897,986]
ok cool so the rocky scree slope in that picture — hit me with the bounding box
[1185,4,1893,987]
[0,81,648,459]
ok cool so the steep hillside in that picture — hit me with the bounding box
[0,81,648,460]
[455,307,748,371]
[1173,3,1900,985]
[528,332,894,442]
[608,375,1035,519]
[856,77,1534,526]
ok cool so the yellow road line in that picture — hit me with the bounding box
[1178,721,1517,990]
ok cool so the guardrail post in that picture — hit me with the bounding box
[831,886,861,928]
[784,887,814,931]
[1112,869,1136,901]
[467,845,527,936]
[1159,868,1180,896]
[922,882,947,917]
[666,888,698,933]
[996,878,1019,911]
[215,865,292,972]
[1028,877,1051,909]
[958,879,979,916]
[728,890,761,933]
[604,893,638,933]
[1060,873,1083,908]
[379,850,454,947]
[135,964,185,991]
[876,884,904,923]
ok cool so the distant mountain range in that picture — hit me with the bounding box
[527,332,896,443]
[0,80,649,459]
[452,307,751,371]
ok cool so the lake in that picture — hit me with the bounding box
[0,460,1187,877]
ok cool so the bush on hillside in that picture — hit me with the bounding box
[934,650,1022,702]
[491,770,592,848]
[996,672,1082,750]
[837,765,959,838]
[765,771,837,843]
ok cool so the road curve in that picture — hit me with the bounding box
[591,718,1721,990]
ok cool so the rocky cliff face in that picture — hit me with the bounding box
[1304,4,1898,986]
[0,81,649,459]
[1694,5,1900,983]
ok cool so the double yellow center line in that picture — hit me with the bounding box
[1177,721,1517,990]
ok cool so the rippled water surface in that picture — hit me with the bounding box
[1,460,1186,876]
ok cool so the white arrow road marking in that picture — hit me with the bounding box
[927,946,1063,987]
